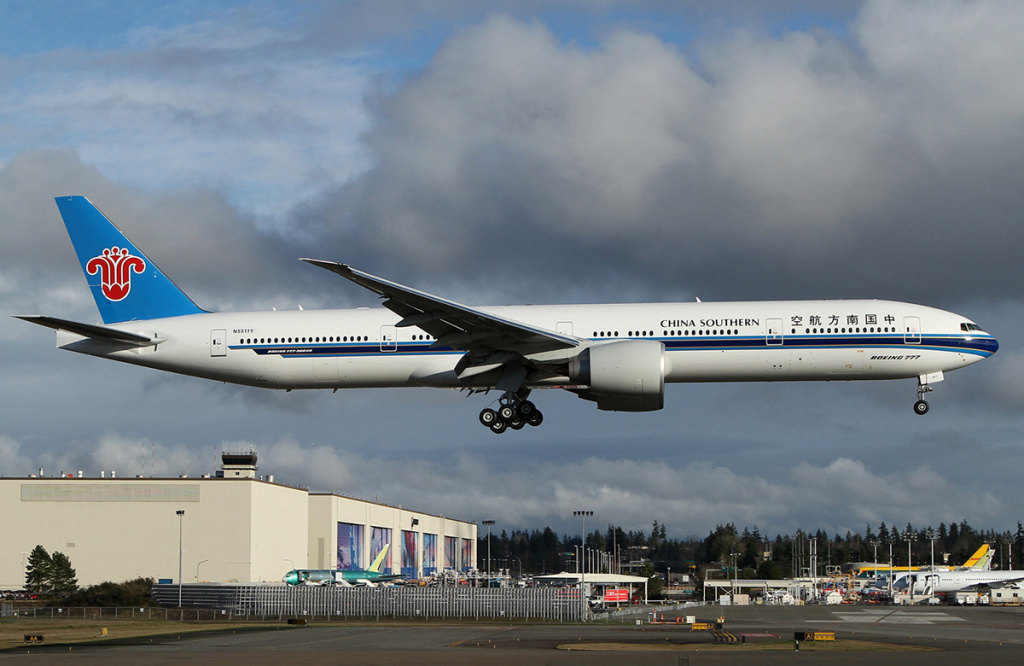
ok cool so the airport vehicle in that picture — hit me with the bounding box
[283,544,403,586]
[16,196,999,433]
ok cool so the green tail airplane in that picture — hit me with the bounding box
[283,544,406,586]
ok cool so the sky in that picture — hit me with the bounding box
[2,0,1023,545]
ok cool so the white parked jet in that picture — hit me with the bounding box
[17,197,998,433]
[894,569,1024,595]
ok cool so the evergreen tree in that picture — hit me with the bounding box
[639,560,662,599]
[24,545,52,595]
[49,551,78,595]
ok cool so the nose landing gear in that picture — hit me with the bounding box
[479,392,543,433]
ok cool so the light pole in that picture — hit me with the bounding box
[574,510,593,620]
[887,536,896,598]
[729,552,738,604]
[926,529,938,599]
[482,520,495,584]
[196,559,208,583]
[902,529,917,601]
[176,510,185,607]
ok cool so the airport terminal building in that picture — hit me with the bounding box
[0,452,477,589]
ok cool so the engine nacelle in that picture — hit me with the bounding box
[568,340,666,412]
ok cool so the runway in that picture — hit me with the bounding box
[2,605,1023,664]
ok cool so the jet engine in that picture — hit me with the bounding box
[568,340,666,411]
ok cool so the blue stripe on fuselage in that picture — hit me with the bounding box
[231,333,996,359]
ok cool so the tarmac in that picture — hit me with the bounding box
[3,604,1024,664]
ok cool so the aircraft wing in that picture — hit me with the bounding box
[373,574,406,582]
[301,259,580,356]
[14,315,163,347]
[962,576,1024,590]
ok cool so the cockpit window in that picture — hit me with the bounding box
[961,323,983,332]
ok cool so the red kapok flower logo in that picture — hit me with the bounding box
[86,247,146,301]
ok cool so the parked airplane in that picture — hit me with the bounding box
[960,543,993,571]
[16,196,999,433]
[894,568,1024,595]
[857,543,994,579]
[283,544,403,586]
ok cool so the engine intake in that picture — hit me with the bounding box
[568,340,666,412]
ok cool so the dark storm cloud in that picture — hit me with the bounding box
[301,3,1024,307]
[0,150,368,319]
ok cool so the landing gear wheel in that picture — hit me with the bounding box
[499,404,517,421]
[517,401,536,418]
[509,418,526,430]
[914,400,930,415]
[528,411,544,427]
[479,408,498,427]
[490,420,508,434]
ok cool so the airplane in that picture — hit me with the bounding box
[16,196,999,434]
[893,568,1024,595]
[959,543,993,571]
[283,544,403,586]
[857,543,994,578]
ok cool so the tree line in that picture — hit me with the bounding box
[477,520,1024,579]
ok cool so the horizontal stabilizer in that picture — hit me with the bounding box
[13,315,162,346]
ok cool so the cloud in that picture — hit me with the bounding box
[0,149,368,321]
[1,1,1021,543]
[296,3,1024,308]
[0,13,372,220]
[3,429,1000,538]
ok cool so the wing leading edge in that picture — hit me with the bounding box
[300,259,580,356]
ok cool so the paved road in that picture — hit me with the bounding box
[2,605,1023,664]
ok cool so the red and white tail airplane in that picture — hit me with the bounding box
[16,197,999,433]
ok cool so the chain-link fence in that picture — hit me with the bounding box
[148,584,586,621]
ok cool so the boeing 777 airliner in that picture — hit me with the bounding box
[16,197,998,434]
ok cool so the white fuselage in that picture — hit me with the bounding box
[56,299,996,391]
[895,570,1024,594]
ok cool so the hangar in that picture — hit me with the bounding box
[0,451,477,588]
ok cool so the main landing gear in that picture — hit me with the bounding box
[914,381,932,415]
[479,392,543,434]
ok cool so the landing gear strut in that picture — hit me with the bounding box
[480,392,543,433]
[914,381,932,415]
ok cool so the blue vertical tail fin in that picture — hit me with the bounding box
[55,196,205,324]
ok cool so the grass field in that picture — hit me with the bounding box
[0,618,289,651]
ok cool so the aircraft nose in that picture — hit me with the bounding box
[283,571,297,585]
